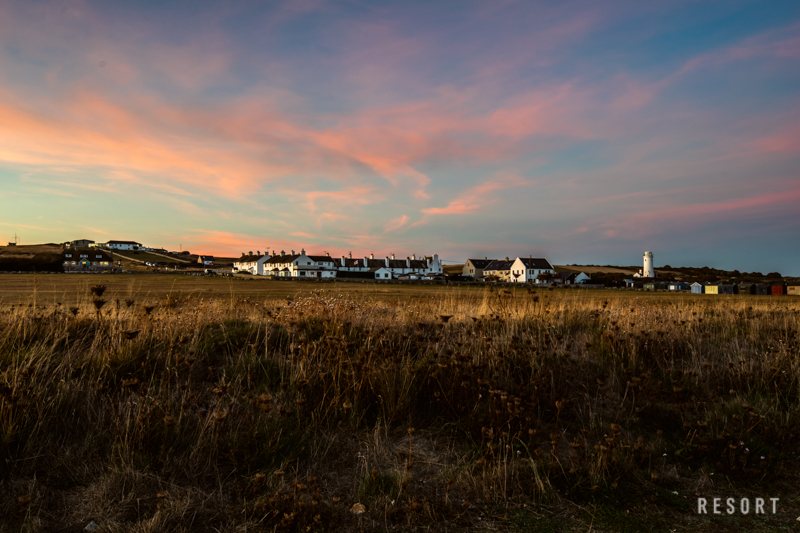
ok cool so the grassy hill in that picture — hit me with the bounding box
[0,244,63,272]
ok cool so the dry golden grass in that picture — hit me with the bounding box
[0,276,799,531]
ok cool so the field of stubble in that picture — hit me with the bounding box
[0,274,799,532]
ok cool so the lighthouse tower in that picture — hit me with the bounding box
[643,251,654,278]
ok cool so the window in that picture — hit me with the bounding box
[65,254,72,258]
[384,273,389,278]
[80,254,88,258]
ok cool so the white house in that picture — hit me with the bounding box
[264,249,338,278]
[95,240,143,251]
[242,248,443,280]
[233,251,271,275]
[508,257,554,284]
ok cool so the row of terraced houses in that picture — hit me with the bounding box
[233,249,445,280]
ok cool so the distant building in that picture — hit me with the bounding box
[96,240,142,251]
[69,239,95,248]
[62,249,113,271]
[198,256,215,266]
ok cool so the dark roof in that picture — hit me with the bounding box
[466,259,495,268]
[484,260,515,272]
[236,254,261,261]
[199,256,214,260]
[381,259,429,269]
[265,254,302,264]
[516,257,553,269]
[106,240,141,245]
[307,255,337,262]
[555,272,577,281]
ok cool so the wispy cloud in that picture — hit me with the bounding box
[422,175,530,215]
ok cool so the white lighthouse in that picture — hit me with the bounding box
[643,251,654,278]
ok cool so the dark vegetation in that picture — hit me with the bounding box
[0,283,799,531]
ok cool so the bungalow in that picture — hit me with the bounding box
[97,240,142,251]
[374,267,393,280]
[69,239,95,248]
[643,281,667,291]
[509,257,554,284]
[62,249,113,271]
[462,258,495,278]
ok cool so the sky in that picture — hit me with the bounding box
[1,0,799,274]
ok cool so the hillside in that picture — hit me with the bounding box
[0,244,63,272]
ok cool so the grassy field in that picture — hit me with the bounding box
[0,274,799,531]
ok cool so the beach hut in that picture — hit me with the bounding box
[718,284,736,295]
[668,281,689,291]
[771,284,787,296]
[738,283,756,295]
[691,282,705,294]
[705,284,719,295]
[788,286,800,296]
[754,285,770,295]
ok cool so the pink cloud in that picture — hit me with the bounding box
[383,214,409,233]
[422,174,529,215]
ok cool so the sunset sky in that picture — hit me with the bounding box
[1,1,799,274]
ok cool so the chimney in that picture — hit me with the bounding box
[385,257,390,268]
[301,248,306,255]
[391,253,395,260]
[370,253,374,259]
[348,252,352,259]
[257,251,260,256]
[505,257,509,261]
[341,256,346,267]
[364,257,369,268]
[249,251,253,256]
[281,250,285,256]
[291,249,295,255]
[406,257,411,268]
[412,254,416,260]
[326,252,330,257]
